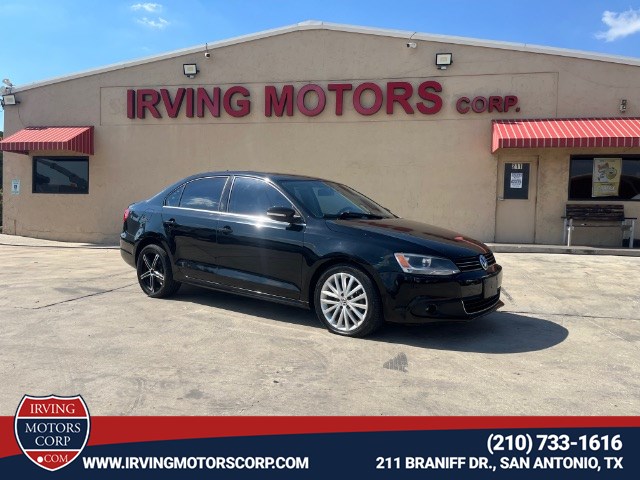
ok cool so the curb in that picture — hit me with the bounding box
[0,242,119,250]
[487,243,640,257]
[1,235,638,257]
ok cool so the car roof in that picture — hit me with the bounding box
[182,171,330,183]
[146,171,333,204]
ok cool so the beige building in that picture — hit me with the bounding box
[1,21,639,246]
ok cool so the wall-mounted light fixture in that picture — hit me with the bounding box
[1,94,17,106]
[183,64,198,78]
[406,41,417,49]
[0,94,18,107]
[0,78,18,107]
[435,53,453,70]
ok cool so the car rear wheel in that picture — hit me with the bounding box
[314,265,383,337]
[136,244,181,298]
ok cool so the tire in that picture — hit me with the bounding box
[136,244,181,298]
[313,264,384,337]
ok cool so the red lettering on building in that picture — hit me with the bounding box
[416,81,443,114]
[185,88,194,118]
[353,82,383,116]
[223,86,251,117]
[125,84,519,119]
[471,96,487,113]
[136,89,162,119]
[297,84,326,117]
[456,95,519,114]
[127,90,135,119]
[488,96,503,113]
[504,95,518,112]
[386,82,414,114]
[265,85,294,117]
[456,96,470,114]
[328,83,353,115]
[196,87,221,117]
[160,88,185,118]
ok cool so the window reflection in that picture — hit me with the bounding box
[569,156,640,200]
[33,157,89,194]
[179,177,227,211]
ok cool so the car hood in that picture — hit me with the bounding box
[326,217,490,258]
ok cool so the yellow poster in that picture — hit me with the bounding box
[592,158,622,197]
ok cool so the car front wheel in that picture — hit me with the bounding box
[314,265,383,337]
[136,244,181,298]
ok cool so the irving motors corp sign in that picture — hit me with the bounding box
[125,80,520,119]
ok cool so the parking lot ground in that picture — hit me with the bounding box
[0,241,638,415]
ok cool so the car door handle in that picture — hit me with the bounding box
[220,225,233,234]
[164,218,176,226]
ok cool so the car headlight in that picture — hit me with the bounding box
[394,253,460,275]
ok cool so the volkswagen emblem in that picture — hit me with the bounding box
[479,255,489,270]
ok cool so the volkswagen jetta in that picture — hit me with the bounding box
[121,172,502,337]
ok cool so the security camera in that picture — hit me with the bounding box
[204,51,211,58]
[406,42,417,49]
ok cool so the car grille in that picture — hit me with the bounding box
[462,292,501,315]
[454,252,496,272]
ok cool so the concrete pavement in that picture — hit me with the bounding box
[0,238,638,415]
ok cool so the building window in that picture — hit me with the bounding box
[33,157,89,194]
[569,155,640,201]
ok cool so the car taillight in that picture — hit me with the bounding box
[123,208,130,223]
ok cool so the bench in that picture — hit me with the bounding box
[562,204,636,248]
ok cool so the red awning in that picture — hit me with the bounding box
[0,126,94,155]
[492,118,640,153]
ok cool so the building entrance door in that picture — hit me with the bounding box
[495,156,538,243]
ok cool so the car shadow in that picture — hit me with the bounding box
[172,285,568,354]
[370,312,569,354]
[172,284,321,329]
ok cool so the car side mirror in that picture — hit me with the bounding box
[267,206,297,222]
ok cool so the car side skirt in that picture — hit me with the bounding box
[180,275,310,309]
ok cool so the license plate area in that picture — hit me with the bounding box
[483,275,499,299]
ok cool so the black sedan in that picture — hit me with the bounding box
[121,172,502,337]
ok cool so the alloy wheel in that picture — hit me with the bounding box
[320,272,369,332]
[139,251,165,294]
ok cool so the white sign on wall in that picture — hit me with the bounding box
[11,179,20,195]
[510,173,523,189]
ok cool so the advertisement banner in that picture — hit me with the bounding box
[1,415,639,479]
[592,158,622,197]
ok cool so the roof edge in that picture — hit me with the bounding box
[13,21,640,93]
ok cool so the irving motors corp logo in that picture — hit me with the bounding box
[14,395,90,471]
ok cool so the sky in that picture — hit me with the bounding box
[2,0,640,130]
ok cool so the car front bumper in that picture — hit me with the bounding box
[379,265,503,324]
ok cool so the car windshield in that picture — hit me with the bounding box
[279,179,395,219]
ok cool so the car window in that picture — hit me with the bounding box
[280,180,394,219]
[228,177,293,216]
[179,177,227,211]
[164,184,184,207]
[316,187,360,214]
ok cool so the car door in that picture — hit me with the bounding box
[215,176,304,299]
[162,176,228,283]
